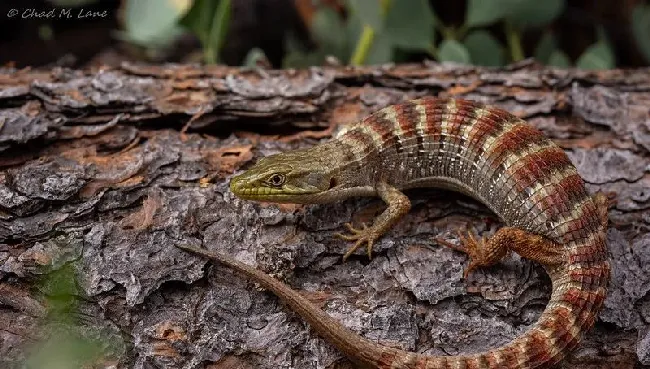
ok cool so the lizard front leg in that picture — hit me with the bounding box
[336,181,411,260]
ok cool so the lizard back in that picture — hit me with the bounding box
[334,98,594,242]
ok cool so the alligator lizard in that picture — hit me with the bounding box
[177,97,611,368]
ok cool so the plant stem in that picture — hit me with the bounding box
[350,25,375,66]
[204,47,216,64]
[456,24,468,40]
[379,0,391,14]
[426,44,438,59]
[206,0,231,64]
[504,20,524,62]
[348,0,392,66]
[440,25,456,40]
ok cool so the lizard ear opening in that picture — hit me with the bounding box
[329,178,338,189]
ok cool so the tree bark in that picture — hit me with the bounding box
[0,60,649,368]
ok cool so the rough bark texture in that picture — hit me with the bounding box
[0,61,649,369]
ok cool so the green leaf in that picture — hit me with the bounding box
[346,10,374,65]
[180,0,216,43]
[507,0,565,28]
[242,48,268,67]
[384,0,435,50]
[312,7,348,60]
[466,0,508,27]
[547,50,571,67]
[576,41,615,70]
[632,4,650,63]
[205,0,231,63]
[364,32,393,65]
[346,9,363,56]
[466,0,565,29]
[438,39,470,64]
[180,0,231,63]
[124,0,190,45]
[533,31,557,63]
[463,30,505,66]
[347,0,383,30]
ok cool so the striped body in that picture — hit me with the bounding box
[333,98,588,241]
[224,98,611,368]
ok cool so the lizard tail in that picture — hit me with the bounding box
[177,241,609,369]
[431,254,610,369]
[177,244,392,368]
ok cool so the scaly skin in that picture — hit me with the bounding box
[179,98,611,368]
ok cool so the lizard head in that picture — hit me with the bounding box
[229,148,342,203]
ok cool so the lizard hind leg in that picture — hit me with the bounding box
[435,227,565,278]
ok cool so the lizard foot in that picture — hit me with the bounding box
[335,222,380,261]
[434,229,487,278]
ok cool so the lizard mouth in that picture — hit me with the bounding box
[230,176,319,201]
[232,186,315,197]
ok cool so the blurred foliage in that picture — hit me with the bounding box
[118,0,192,51]
[289,0,614,69]
[180,0,232,64]
[119,0,649,68]
[633,3,650,63]
[23,263,124,369]
[575,28,616,70]
[46,0,100,6]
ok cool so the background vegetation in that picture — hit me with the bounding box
[0,0,648,69]
[123,0,650,69]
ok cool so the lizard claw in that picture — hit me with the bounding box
[336,222,368,239]
[335,222,377,261]
[434,228,486,279]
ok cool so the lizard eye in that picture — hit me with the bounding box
[268,174,285,187]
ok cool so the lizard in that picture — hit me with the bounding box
[177,97,611,368]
